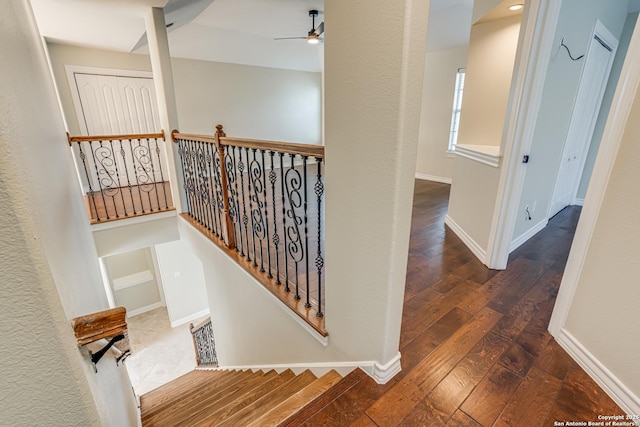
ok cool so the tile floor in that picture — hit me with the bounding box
[124,306,206,396]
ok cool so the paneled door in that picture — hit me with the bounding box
[70,70,166,188]
[549,23,618,218]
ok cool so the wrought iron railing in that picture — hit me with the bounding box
[67,132,174,223]
[190,317,218,367]
[173,126,326,335]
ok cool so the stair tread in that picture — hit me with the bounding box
[194,369,296,427]
[141,369,250,420]
[140,370,221,415]
[142,369,262,425]
[279,368,368,427]
[246,370,343,427]
[172,370,279,427]
[214,370,318,427]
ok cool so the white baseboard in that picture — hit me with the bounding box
[556,328,640,418]
[371,352,402,384]
[127,301,164,317]
[208,352,403,385]
[510,218,548,253]
[170,308,210,328]
[444,215,487,264]
[415,173,452,185]
[573,198,585,206]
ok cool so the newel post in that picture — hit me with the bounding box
[215,124,236,249]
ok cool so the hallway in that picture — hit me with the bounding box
[301,179,623,426]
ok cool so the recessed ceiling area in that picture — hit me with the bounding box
[29,0,473,73]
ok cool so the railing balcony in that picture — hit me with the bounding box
[173,125,326,335]
[67,132,174,224]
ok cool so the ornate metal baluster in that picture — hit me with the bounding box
[126,138,145,214]
[205,142,220,237]
[180,139,194,217]
[261,150,272,278]
[186,139,197,219]
[285,154,303,300]
[224,145,240,251]
[247,148,259,268]
[117,138,136,216]
[88,141,110,220]
[269,151,280,284]
[279,152,289,292]
[107,139,125,217]
[131,138,154,212]
[177,138,192,216]
[212,145,225,240]
[196,141,206,225]
[302,156,310,308]
[145,138,162,211]
[249,149,267,272]
[76,142,99,220]
[136,138,155,212]
[154,137,169,209]
[237,147,250,259]
[315,158,324,317]
[198,142,211,230]
[193,141,205,225]
[186,139,197,221]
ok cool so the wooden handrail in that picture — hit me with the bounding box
[172,127,324,159]
[67,131,165,145]
[171,130,217,145]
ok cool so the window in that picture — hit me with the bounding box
[448,68,466,151]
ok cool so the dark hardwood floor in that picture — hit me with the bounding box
[301,180,624,426]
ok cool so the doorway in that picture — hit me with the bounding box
[548,21,618,218]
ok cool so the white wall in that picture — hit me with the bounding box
[172,58,321,143]
[457,14,522,147]
[103,247,162,313]
[47,42,322,144]
[562,57,640,407]
[447,156,501,252]
[415,46,467,182]
[576,12,638,200]
[155,239,209,326]
[0,1,137,425]
[513,0,628,240]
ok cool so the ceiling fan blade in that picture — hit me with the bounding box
[274,36,308,40]
[314,21,324,36]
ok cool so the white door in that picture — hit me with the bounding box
[73,73,161,135]
[549,24,618,218]
[70,70,166,188]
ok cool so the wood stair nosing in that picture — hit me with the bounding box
[172,370,280,427]
[246,370,343,427]
[140,371,227,417]
[142,369,262,425]
[141,369,219,399]
[140,370,213,406]
[196,369,297,427]
[215,370,318,427]
[278,368,368,427]
[141,369,249,420]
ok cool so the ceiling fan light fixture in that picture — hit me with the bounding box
[508,4,524,11]
[307,34,320,44]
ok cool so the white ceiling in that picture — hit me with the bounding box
[30,0,473,73]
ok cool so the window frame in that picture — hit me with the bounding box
[447,68,466,152]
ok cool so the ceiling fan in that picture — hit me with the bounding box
[275,10,324,44]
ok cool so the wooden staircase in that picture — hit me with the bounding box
[140,368,345,426]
